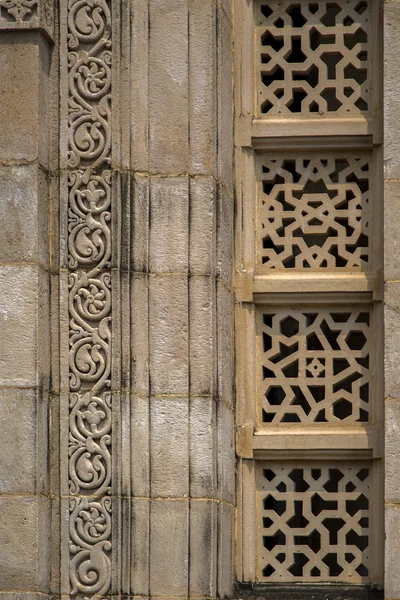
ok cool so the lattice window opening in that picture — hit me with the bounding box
[256,0,370,117]
[257,154,371,270]
[256,463,371,582]
[257,307,371,423]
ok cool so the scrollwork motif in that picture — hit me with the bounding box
[67,0,111,168]
[66,1,112,597]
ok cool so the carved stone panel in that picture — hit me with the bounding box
[257,462,371,583]
[256,0,370,117]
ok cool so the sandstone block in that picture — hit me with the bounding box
[218,403,235,504]
[189,176,216,274]
[189,397,217,498]
[188,0,217,174]
[150,499,189,597]
[385,505,400,598]
[131,395,150,497]
[0,266,48,388]
[0,165,48,266]
[218,502,234,598]
[384,282,400,399]
[189,276,215,396]
[149,0,189,174]
[189,500,218,597]
[384,181,400,280]
[0,33,49,165]
[150,397,189,497]
[0,496,50,591]
[384,2,400,179]
[149,177,189,273]
[149,275,188,395]
[130,498,150,597]
[385,399,400,503]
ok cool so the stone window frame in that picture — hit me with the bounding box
[234,0,384,589]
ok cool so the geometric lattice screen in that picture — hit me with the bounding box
[258,154,371,269]
[258,307,370,423]
[256,0,370,116]
[257,463,370,582]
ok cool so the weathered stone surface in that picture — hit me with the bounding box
[384,180,400,280]
[188,0,217,175]
[189,499,218,597]
[0,266,48,388]
[149,177,189,273]
[385,399,400,504]
[150,397,189,497]
[130,498,150,597]
[0,164,48,266]
[189,176,216,275]
[385,505,400,599]
[149,499,189,597]
[0,496,50,591]
[149,275,189,395]
[384,282,400,399]
[189,276,215,396]
[0,388,48,494]
[384,1,400,180]
[0,32,48,165]
[190,397,217,498]
[149,0,189,174]
[218,501,234,598]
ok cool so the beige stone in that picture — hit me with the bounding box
[150,397,189,497]
[385,505,400,599]
[130,498,150,597]
[189,397,217,498]
[0,165,48,267]
[189,499,218,597]
[189,176,216,275]
[149,0,189,174]
[384,1,400,180]
[149,275,189,395]
[0,496,50,591]
[0,266,48,388]
[0,32,48,165]
[188,0,218,175]
[149,177,189,273]
[149,499,189,597]
[189,276,215,396]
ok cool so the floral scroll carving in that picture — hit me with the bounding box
[66,1,112,597]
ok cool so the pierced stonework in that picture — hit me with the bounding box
[258,308,370,423]
[256,0,370,116]
[65,0,112,597]
[258,154,370,269]
[257,463,370,582]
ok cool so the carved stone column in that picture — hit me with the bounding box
[0,0,54,598]
[56,1,235,599]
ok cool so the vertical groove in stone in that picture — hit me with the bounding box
[61,1,113,597]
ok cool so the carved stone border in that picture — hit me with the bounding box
[0,0,54,39]
[61,1,113,597]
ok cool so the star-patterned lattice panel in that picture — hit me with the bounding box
[258,307,370,423]
[256,463,370,582]
[256,0,370,116]
[257,154,371,270]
